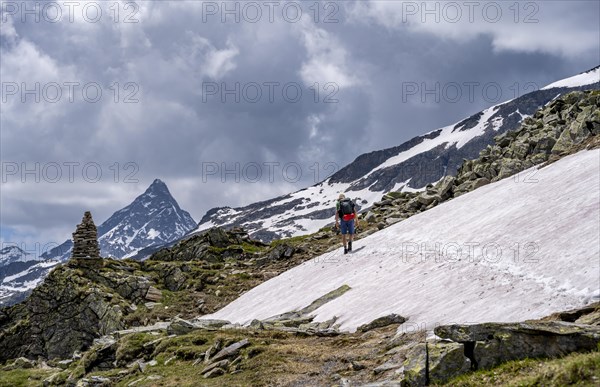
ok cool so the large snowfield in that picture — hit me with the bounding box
[206,150,600,332]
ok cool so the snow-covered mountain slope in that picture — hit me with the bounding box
[0,246,33,266]
[196,66,600,242]
[204,149,600,332]
[542,66,600,90]
[1,179,196,307]
[41,179,197,261]
[0,259,61,306]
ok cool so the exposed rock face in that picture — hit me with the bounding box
[0,258,155,361]
[71,211,101,259]
[542,302,600,325]
[403,341,472,385]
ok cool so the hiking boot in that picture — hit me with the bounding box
[344,246,348,254]
[348,241,352,252]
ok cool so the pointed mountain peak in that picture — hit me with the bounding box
[144,178,171,197]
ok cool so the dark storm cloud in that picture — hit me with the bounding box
[1,0,598,246]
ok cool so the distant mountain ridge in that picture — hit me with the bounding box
[195,66,600,242]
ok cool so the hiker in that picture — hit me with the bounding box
[335,193,359,254]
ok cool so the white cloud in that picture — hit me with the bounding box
[0,28,77,128]
[307,114,321,139]
[0,12,18,43]
[347,1,599,58]
[173,33,239,80]
[296,15,361,88]
[204,38,240,79]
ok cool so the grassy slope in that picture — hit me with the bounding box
[440,349,600,387]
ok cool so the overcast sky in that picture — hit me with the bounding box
[1,0,599,253]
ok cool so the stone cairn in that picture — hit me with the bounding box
[71,211,101,259]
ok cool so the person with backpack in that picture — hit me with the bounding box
[335,193,359,254]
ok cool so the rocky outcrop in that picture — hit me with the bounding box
[0,258,157,361]
[0,214,158,361]
[436,321,600,371]
[542,302,600,325]
[358,314,407,332]
[151,227,267,262]
[400,318,600,385]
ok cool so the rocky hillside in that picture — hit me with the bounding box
[0,179,196,307]
[195,66,600,242]
[1,283,598,386]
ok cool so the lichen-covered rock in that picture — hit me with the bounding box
[364,211,377,223]
[167,318,197,336]
[402,343,427,386]
[210,339,250,363]
[427,341,472,384]
[5,357,36,370]
[81,337,118,373]
[203,367,226,378]
[497,159,529,179]
[161,266,187,291]
[201,359,230,375]
[267,244,295,260]
[435,175,455,196]
[357,314,406,332]
[192,319,232,329]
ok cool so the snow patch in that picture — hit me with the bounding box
[147,228,160,240]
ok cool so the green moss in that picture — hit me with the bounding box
[152,332,212,358]
[239,242,265,254]
[0,368,56,387]
[116,333,159,363]
[207,246,227,254]
[206,243,264,257]
[270,234,311,248]
[233,272,252,281]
